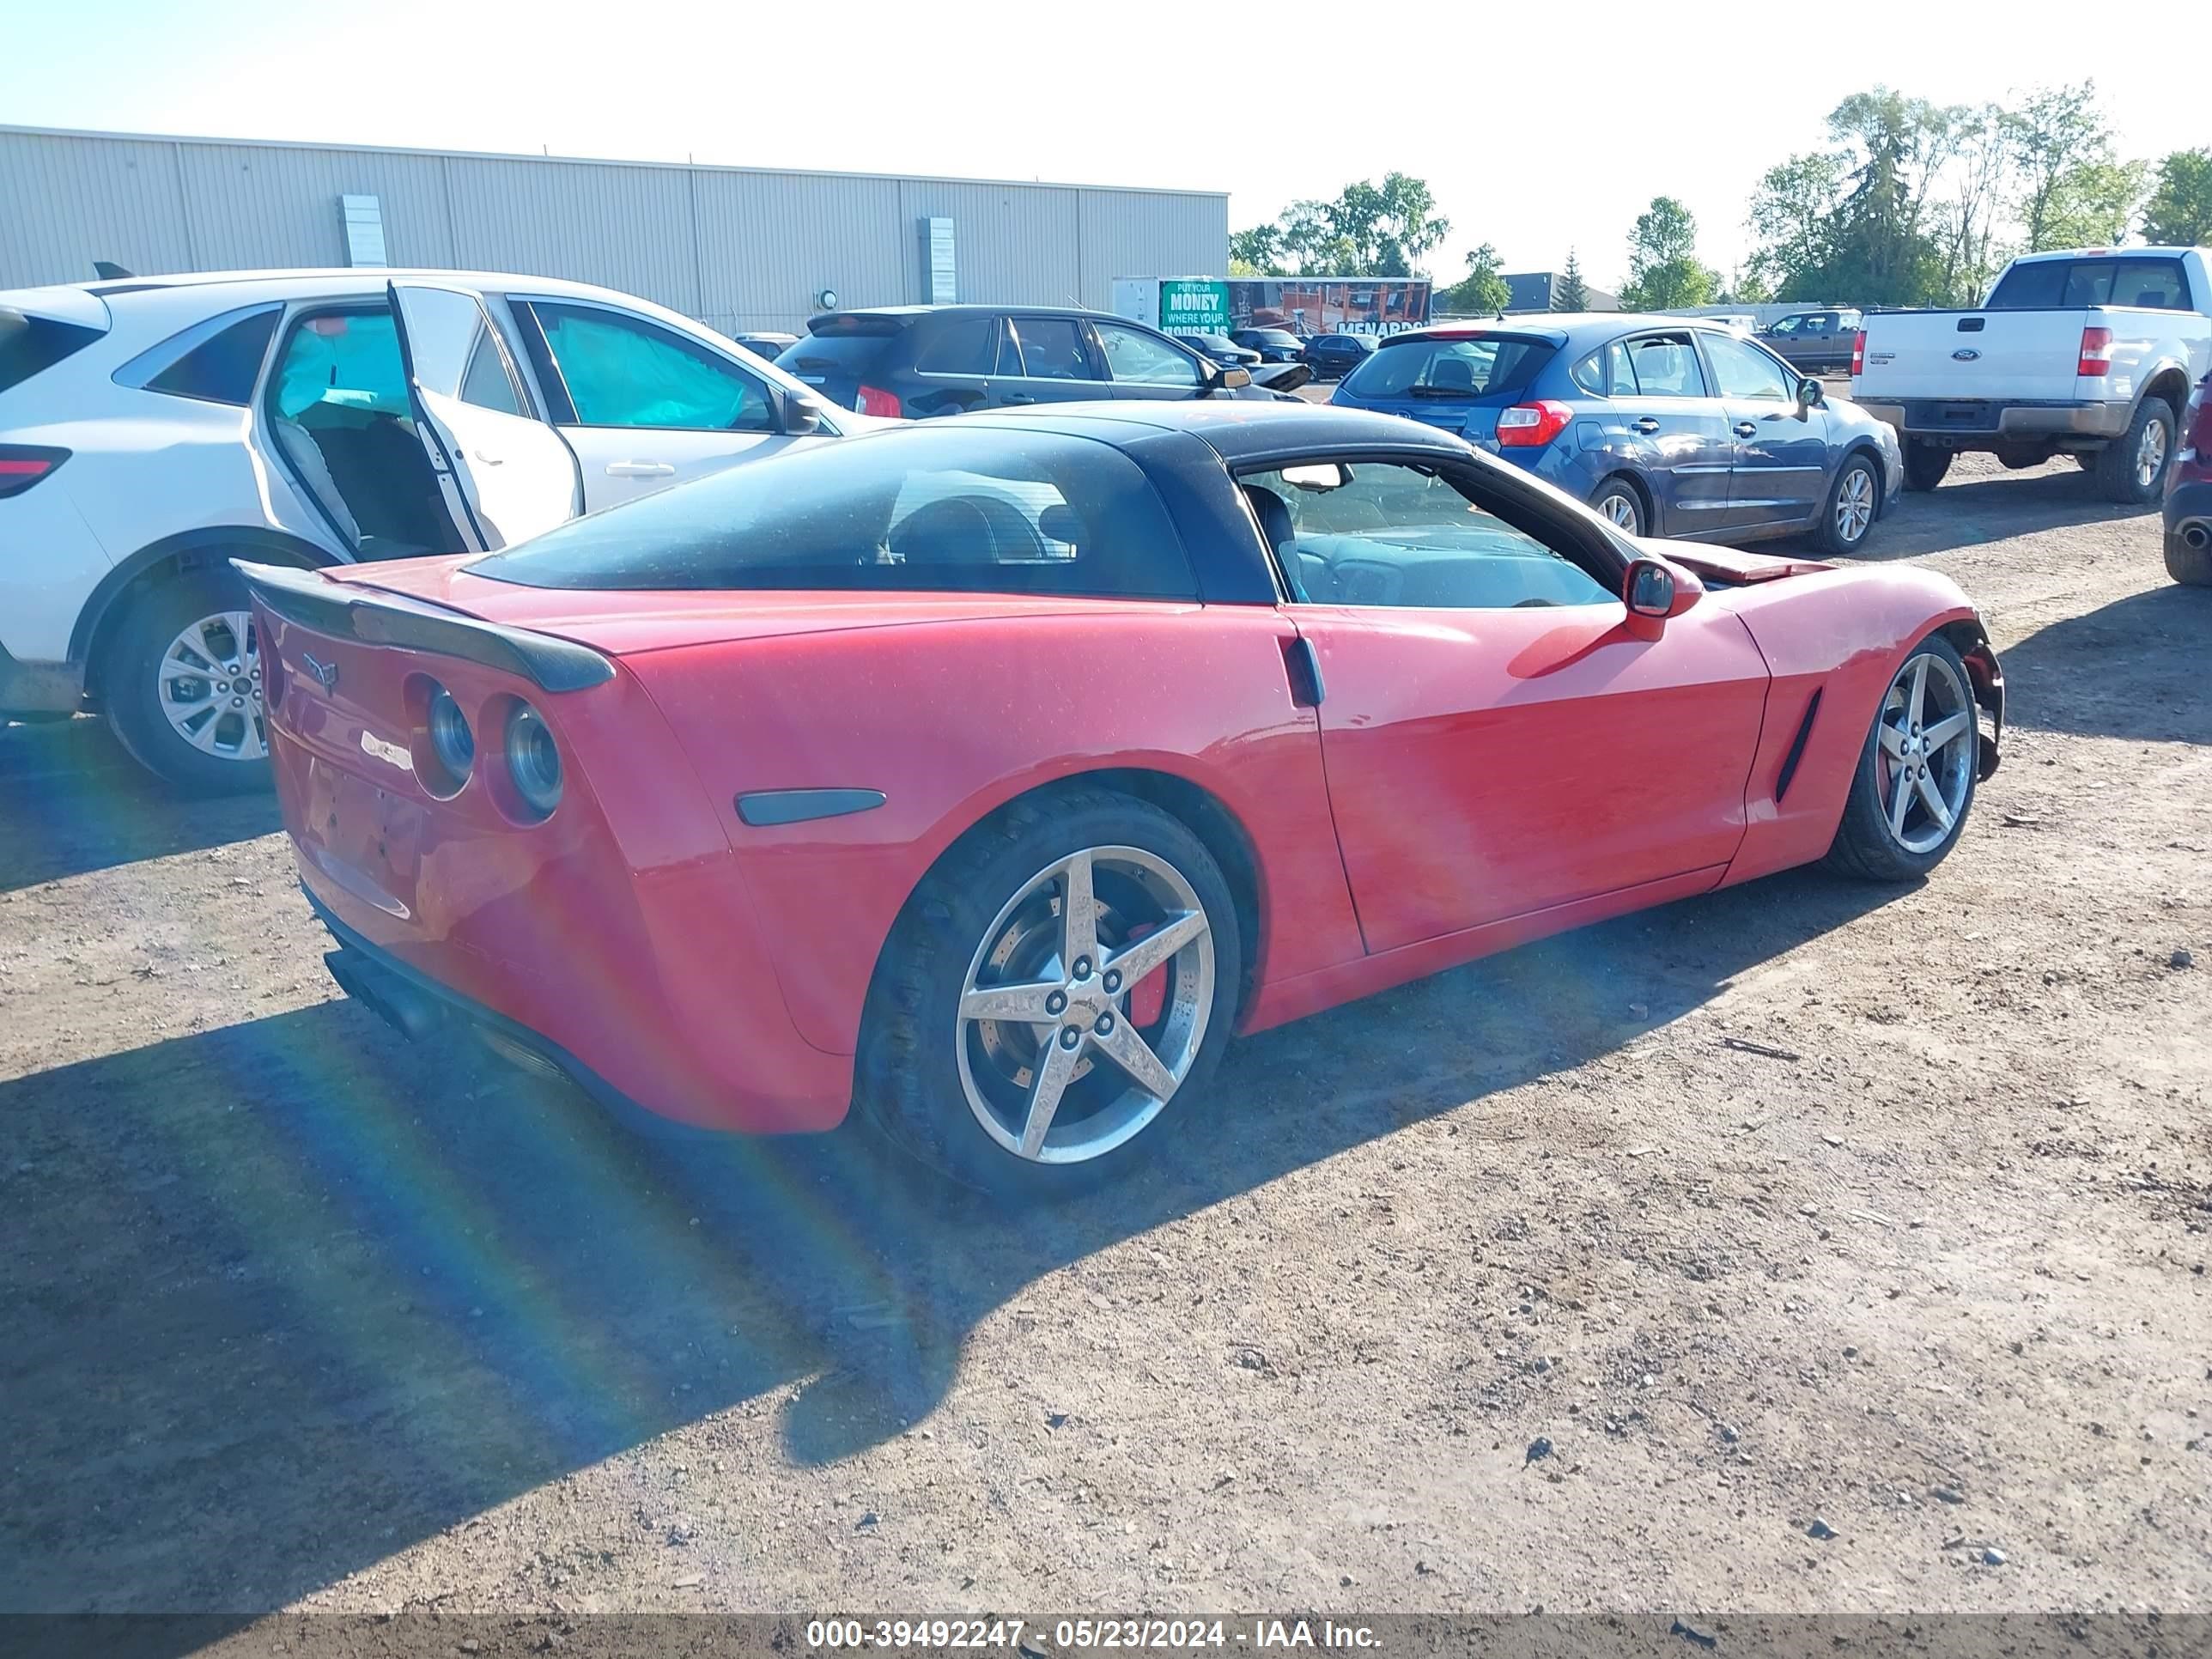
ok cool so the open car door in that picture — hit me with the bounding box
[387,282,580,550]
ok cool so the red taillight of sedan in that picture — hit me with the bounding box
[1495,400,1573,448]
[855,384,902,417]
[1850,330,1866,377]
[0,445,69,498]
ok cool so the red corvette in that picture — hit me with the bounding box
[240,403,2002,1195]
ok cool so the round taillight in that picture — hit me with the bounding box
[427,685,474,782]
[504,702,562,819]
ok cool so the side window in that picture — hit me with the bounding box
[1570,350,1606,396]
[1242,459,1615,611]
[1703,331,1796,400]
[134,307,281,404]
[1604,338,1638,395]
[915,315,1000,375]
[2118,259,2191,310]
[1094,322,1202,386]
[1803,313,1835,335]
[392,287,526,416]
[1007,317,1098,380]
[270,309,411,421]
[1768,314,1802,336]
[527,301,772,431]
[1625,334,1706,397]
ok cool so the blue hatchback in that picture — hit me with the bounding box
[1329,316,1903,553]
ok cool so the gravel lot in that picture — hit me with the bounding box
[3,451,2207,1623]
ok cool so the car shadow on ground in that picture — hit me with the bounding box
[1778,465,2154,564]
[3,864,1899,1622]
[0,717,280,892]
[1997,582,2212,743]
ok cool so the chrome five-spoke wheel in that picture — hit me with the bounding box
[159,610,265,763]
[1875,650,1974,855]
[957,845,1214,1164]
[860,787,1242,1194]
[1834,465,1876,545]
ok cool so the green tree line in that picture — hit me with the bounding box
[1228,85,2209,314]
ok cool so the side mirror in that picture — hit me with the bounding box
[781,396,824,435]
[1204,360,1251,392]
[1626,559,1675,617]
[1622,556,1701,638]
[1797,378,1825,412]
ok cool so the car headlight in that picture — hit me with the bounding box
[427,685,474,782]
[504,702,562,818]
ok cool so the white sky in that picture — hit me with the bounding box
[6,0,2209,288]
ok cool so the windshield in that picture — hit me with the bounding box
[1341,335,1558,401]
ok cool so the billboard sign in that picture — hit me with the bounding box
[1159,278,1231,332]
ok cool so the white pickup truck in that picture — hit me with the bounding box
[1851,246,2212,502]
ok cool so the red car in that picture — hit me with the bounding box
[240,404,2003,1197]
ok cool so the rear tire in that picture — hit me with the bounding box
[1589,477,1645,538]
[1902,441,1951,492]
[2166,528,2212,587]
[856,786,1241,1200]
[1823,633,1978,884]
[100,565,271,795]
[2093,398,2175,504]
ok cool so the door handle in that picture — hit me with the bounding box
[1279,635,1325,708]
[1734,422,1758,438]
[1001,393,1037,405]
[1632,417,1661,434]
[605,460,677,477]
[470,449,505,466]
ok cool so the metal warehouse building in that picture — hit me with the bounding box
[0,125,1228,336]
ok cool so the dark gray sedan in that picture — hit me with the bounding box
[1329,314,1901,553]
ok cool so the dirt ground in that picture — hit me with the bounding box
[2,451,2206,1627]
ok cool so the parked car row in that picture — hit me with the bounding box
[770,303,1306,419]
[6,244,2203,797]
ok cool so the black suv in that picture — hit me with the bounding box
[774,305,1296,419]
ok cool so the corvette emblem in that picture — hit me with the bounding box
[1952,348,1981,362]
[301,653,339,692]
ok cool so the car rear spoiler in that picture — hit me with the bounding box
[1250,362,1313,393]
[231,561,615,693]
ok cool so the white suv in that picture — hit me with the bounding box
[0,269,860,791]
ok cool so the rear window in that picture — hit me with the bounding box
[1343,335,1558,400]
[0,310,106,397]
[777,331,897,378]
[136,307,281,404]
[471,424,1196,599]
[1987,257,2193,311]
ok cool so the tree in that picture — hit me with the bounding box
[2142,148,2212,245]
[1620,197,1717,310]
[2002,81,2127,252]
[1729,269,1774,305]
[1234,175,1453,278]
[1439,243,1509,314]
[1229,225,1284,276]
[2040,158,2148,248]
[1747,150,1850,298]
[1930,105,2011,304]
[1553,249,1589,311]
